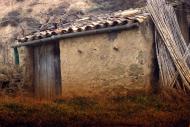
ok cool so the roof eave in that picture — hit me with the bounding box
[12,23,139,48]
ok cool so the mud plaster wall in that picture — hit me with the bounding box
[60,23,154,97]
[0,45,14,64]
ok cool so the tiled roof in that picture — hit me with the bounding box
[17,8,149,43]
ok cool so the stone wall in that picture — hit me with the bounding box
[60,22,154,97]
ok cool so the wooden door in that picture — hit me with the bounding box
[34,42,61,99]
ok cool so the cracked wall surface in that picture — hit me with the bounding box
[60,25,154,97]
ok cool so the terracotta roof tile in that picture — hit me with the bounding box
[17,8,148,43]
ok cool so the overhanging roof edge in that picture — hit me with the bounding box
[12,23,139,48]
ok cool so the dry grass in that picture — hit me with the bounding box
[0,91,189,127]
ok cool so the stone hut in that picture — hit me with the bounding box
[12,7,189,98]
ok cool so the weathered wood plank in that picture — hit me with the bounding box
[34,46,40,97]
[39,44,47,98]
[47,44,55,98]
[54,43,62,96]
[33,42,61,99]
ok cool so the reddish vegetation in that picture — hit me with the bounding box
[0,90,189,127]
